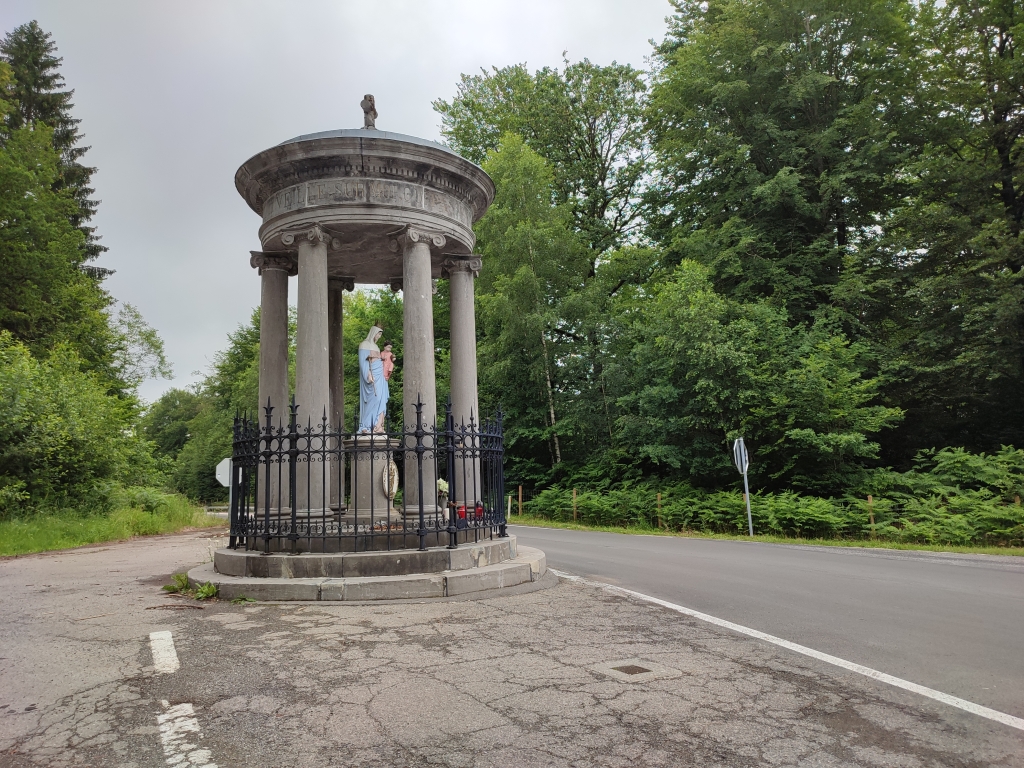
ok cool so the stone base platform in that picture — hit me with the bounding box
[192,535,546,602]
[188,546,546,602]
[237,527,489,553]
[217,535,517,577]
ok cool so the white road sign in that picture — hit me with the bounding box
[215,457,232,488]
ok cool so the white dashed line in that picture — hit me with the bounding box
[149,630,180,674]
[148,633,219,765]
[158,701,218,767]
[551,568,1024,732]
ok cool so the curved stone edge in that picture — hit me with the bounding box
[236,131,495,222]
[188,546,546,602]
[214,536,517,579]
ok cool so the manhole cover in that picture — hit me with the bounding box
[591,658,683,683]
[611,664,651,675]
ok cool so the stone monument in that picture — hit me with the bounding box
[236,100,494,520]
[360,94,377,129]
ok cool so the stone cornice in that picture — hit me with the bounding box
[235,133,494,222]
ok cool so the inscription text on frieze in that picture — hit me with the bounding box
[263,179,470,227]
[423,188,471,226]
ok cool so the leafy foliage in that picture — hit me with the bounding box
[0,23,169,523]
[0,332,156,518]
[436,59,649,252]
[433,1,1023,503]
[194,581,218,600]
[613,261,902,492]
[161,573,219,600]
[474,135,591,479]
[524,446,1024,545]
[162,573,190,594]
[1,20,104,264]
[0,110,114,379]
[841,0,1024,457]
[649,0,916,321]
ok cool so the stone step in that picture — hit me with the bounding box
[187,547,547,602]
[214,536,516,578]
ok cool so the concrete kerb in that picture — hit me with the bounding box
[188,546,546,602]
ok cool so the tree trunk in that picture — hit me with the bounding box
[540,330,562,464]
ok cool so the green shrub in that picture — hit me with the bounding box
[0,333,156,517]
[521,444,1024,547]
[171,406,233,503]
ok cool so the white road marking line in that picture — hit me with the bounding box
[149,630,180,674]
[158,701,218,768]
[550,568,1024,732]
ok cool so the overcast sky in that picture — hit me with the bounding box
[0,0,673,403]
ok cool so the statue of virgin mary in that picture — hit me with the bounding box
[358,324,388,433]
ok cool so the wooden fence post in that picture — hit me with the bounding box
[573,488,578,521]
[518,485,523,516]
[868,494,875,538]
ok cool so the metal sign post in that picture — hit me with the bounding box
[732,438,753,536]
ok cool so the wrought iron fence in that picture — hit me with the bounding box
[228,397,507,553]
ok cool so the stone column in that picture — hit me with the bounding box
[445,257,482,427]
[400,227,445,518]
[445,256,483,505]
[288,225,331,514]
[328,276,353,512]
[250,252,294,515]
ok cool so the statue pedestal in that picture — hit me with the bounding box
[344,435,401,524]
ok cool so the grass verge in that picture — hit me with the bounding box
[508,514,1024,557]
[0,494,222,557]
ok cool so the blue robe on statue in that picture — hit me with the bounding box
[358,347,388,432]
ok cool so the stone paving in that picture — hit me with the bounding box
[1,530,1020,767]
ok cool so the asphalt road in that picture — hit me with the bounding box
[3,529,1021,765]
[510,525,1024,719]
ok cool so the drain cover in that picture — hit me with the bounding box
[611,664,651,675]
[591,658,682,683]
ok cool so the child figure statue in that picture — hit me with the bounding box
[381,344,395,382]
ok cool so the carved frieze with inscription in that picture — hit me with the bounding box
[423,188,472,227]
[262,178,472,228]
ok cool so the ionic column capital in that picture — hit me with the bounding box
[280,224,343,251]
[442,256,482,279]
[390,226,446,253]
[328,274,355,291]
[250,251,297,276]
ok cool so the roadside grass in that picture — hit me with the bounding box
[508,514,1024,557]
[0,493,222,557]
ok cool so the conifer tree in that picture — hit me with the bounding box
[0,21,106,268]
